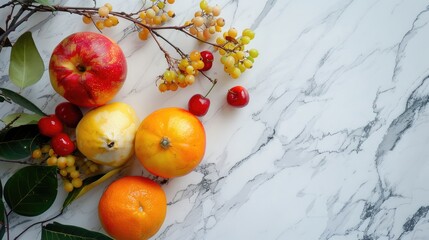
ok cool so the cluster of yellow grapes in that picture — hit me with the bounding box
[216,28,259,79]
[32,145,100,193]
[158,50,205,92]
[82,3,119,30]
[137,0,176,40]
[186,0,224,41]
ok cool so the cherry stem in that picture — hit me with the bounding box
[204,78,217,98]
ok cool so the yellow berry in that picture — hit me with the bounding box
[41,145,51,153]
[216,18,225,27]
[66,166,76,173]
[48,149,56,157]
[139,11,147,19]
[104,3,113,12]
[98,6,109,17]
[194,11,203,17]
[154,16,162,25]
[185,74,195,85]
[186,65,195,75]
[95,20,105,30]
[158,83,168,92]
[146,9,156,18]
[203,28,211,40]
[138,28,150,40]
[161,13,168,22]
[243,59,253,69]
[72,178,83,188]
[57,157,67,169]
[152,5,160,13]
[224,55,236,68]
[70,170,80,179]
[190,51,201,61]
[66,155,75,167]
[212,5,221,16]
[242,28,255,40]
[228,28,237,38]
[47,156,58,166]
[192,16,204,27]
[240,36,251,45]
[157,1,165,9]
[63,181,74,192]
[169,83,178,91]
[230,67,241,79]
[104,18,114,27]
[200,0,208,11]
[32,149,42,159]
[82,15,92,24]
[209,26,216,34]
[59,169,68,177]
[109,16,119,26]
[167,10,175,18]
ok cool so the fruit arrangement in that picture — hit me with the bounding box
[0,0,259,239]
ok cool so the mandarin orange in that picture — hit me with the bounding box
[134,107,206,178]
[98,176,167,240]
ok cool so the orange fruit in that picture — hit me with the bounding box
[98,176,167,240]
[134,107,206,178]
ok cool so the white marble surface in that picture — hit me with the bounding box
[1,0,429,239]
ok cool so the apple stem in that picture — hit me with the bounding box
[76,64,86,72]
[204,79,217,98]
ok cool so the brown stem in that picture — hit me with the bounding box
[148,29,174,68]
[0,8,36,46]
[13,209,64,240]
[151,30,186,58]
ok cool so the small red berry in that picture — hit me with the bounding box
[55,102,83,128]
[226,86,250,108]
[200,50,214,71]
[188,94,210,117]
[38,115,63,137]
[50,133,75,156]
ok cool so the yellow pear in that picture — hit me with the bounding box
[76,102,139,167]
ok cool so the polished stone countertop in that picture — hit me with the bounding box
[1,0,429,239]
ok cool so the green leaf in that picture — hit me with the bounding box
[9,31,44,88]
[42,222,113,240]
[4,166,58,216]
[0,124,48,160]
[35,0,52,6]
[0,179,5,240]
[0,28,12,47]
[2,113,42,127]
[63,168,121,209]
[0,88,47,116]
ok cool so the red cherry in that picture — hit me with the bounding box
[188,94,210,116]
[226,86,250,108]
[55,102,83,128]
[200,50,214,71]
[50,133,75,156]
[38,115,63,137]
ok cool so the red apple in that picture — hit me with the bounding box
[49,32,127,108]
